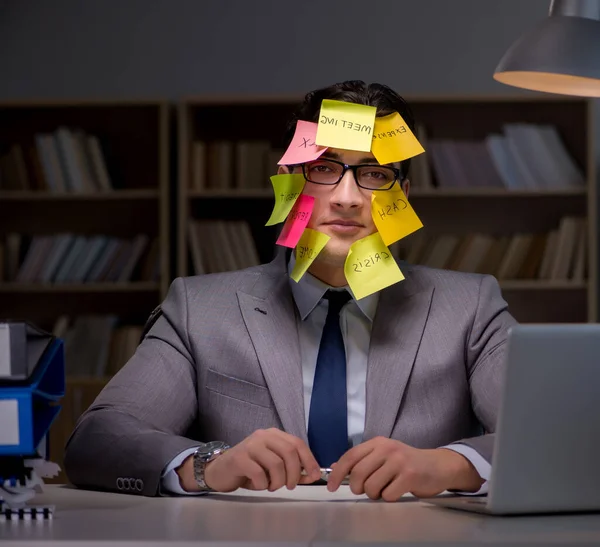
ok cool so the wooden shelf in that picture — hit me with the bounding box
[0,282,161,293]
[0,189,159,201]
[499,280,588,291]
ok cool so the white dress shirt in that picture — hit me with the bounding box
[160,256,490,495]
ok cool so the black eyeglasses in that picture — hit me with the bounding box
[296,158,401,191]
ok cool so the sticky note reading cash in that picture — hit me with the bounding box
[344,232,405,299]
[278,121,327,165]
[291,228,330,282]
[371,188,423,246]
[371,112,425,164]
[266,174,306,226]
[316,99,377,152]
[276,194,315,248]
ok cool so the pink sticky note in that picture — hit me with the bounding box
[276,194,315,248]
[277,121,327,165]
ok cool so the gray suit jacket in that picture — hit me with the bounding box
[64,255,516,496]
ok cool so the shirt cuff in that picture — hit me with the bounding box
[159,446,207,496]
[442,443,490,496]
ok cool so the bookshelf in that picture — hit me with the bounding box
[0,100,170,480]
[178,95,596,324]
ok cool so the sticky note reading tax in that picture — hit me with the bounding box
[315,99,376,152]
[276,194,315,248]
[344,232,404,299]
[265,174,306,226]
[291,228,330,282]
[371,188,423,246]
[371,112,425,165]
[278,121,327,165]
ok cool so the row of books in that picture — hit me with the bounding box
[394,215,586,281]
[0,127,115,192]
[0,233,159,284]
[53,315,142,378]
[188,220,261,274]
[417,123,584,190]
[190,140,283,191]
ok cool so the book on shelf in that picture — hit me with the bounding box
[394,215,586,282]
[422,123,585,190]
[55,315,143,378]
[0,127,115,193]
[0,233,160,284]
[187,219,260,274]
[191,139,284,192]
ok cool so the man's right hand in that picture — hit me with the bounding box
[176,428,321,493]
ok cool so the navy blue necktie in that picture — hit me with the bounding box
[307,290,352,467]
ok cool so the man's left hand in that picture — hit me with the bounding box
[326,437,484,501]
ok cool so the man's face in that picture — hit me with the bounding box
[291,148,404,268]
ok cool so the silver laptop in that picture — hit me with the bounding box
[423,324,600,515]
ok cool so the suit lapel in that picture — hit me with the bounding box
[237,262,307,443]
[363,275,434,440]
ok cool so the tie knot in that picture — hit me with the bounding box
[324,290,352,316]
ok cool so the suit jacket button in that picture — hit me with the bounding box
[116,478,124,490]
[135,479,143,492]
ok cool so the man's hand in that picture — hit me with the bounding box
[176,429,321,493]
[326,437,484,502]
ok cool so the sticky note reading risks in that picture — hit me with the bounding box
[265,174,306,226]
[276,194,315,248]
[291,228,330,282]
[316,100,377,152]
[371,188,423,246]
[345,232,405,299]
[278,121,327,165]
[371,112,425,165]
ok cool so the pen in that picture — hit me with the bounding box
[301,468,350,484]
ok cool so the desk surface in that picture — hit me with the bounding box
[2,485,600,546]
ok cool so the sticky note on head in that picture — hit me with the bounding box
[265,173,306,226]
[344,232,405,300]
[278,121,327,166]
[291,228,330,282]
[371,188,423,246]
[315,100,377,152]
[276,194,315,248]
[371,112,425,165]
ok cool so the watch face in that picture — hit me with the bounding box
[200,441,227,456]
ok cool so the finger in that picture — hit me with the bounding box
[362,463,397,500]
[251,449,287,492]
[380,474,412,502]
[242,459,270,491]
[327,443,375,491]
[268,429,320,484]
[264,437,302,490]
[347,454,387,497]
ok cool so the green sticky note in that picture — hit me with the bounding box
[266,174,306,226]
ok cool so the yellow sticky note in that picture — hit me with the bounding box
[291,228,330,282]
[344,233,405,299]
[371,188,423,246]
[265,174,306,226]
[371,112,425,164]
[315,99,377,152]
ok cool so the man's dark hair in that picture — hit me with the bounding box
[284,80,416,180]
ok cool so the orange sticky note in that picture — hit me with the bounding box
[276,194,315,248]
[344,232,404,299]
[291,229,330,282]
[371,188,423,246]
[371,112,425,164]
[278,121,327,165]
[265,174,306,226]
[315,99,376,152]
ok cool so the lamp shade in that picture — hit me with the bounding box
[494,2,600,97]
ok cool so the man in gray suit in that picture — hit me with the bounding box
[64,81,516,502]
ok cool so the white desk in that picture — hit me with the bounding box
[2,484,600,546]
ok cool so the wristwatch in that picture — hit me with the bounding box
[193,441,230,491]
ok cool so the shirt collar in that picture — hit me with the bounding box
[288,253,378,322]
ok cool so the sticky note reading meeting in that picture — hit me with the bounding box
[316,100,377,152]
